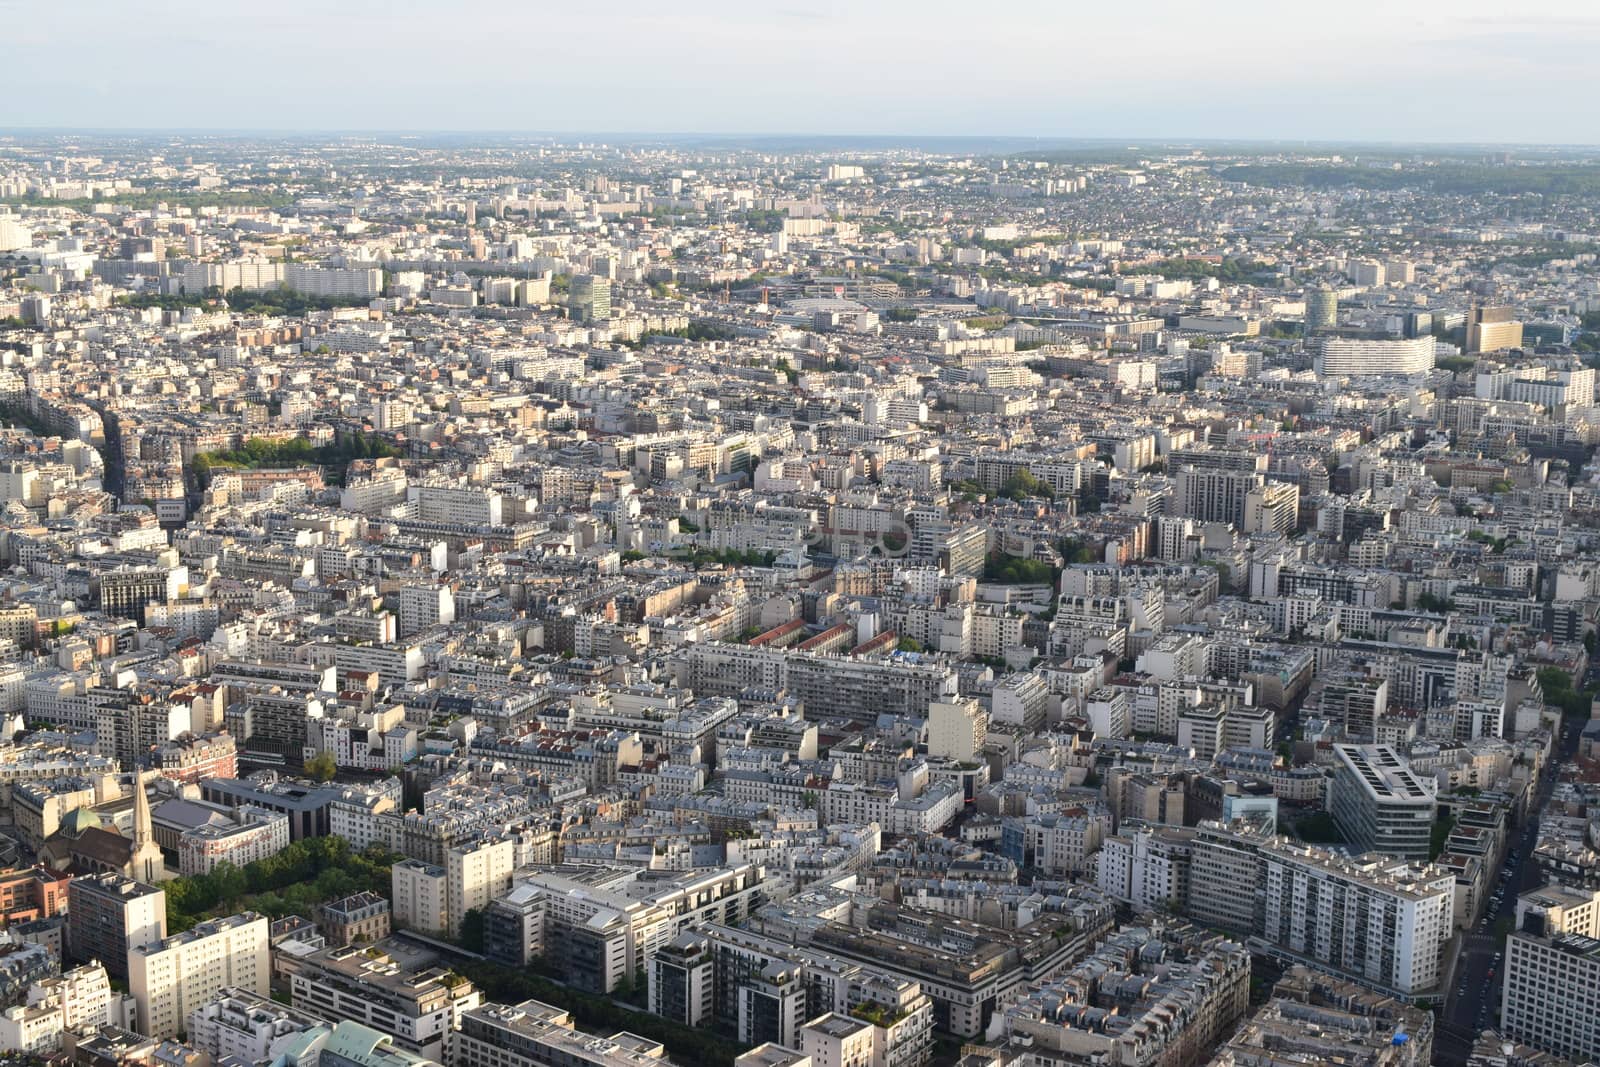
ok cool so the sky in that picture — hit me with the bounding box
[5,0,1600,143]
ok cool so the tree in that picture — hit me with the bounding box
[459,908,486,954]
[1000,470,1046,500]
[304,751,337,782]
[1416,592,1454,614]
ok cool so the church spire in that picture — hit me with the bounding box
[129,769,162,883]
[132,771,152,845]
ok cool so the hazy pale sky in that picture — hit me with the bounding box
[6,0,1600,142]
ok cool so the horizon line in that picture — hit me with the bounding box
[2,128,1600,151]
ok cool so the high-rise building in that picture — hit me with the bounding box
[1258,841,1453,996]
[483,885,546,967]
[648,932,713,1026]
[1305,287,1338,332]
[1243,481,1300,535]
[390,860,448,936]
[570,275,611,324]
[1349,259,1387,286]
[66,874,167,981]
[926,699,987,762]
[1172,467,1265,527]
[128,912,269,1038]
[1329,744,1436,861]
[1314,335,1435,377]
[1502,884,1600,1061]
[1467,305,1523,354]
[445,836,514,938]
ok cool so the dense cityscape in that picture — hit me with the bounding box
[1,130,1600,1067]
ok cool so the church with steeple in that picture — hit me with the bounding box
[38,770,168,883]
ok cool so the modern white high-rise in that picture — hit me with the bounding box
[926,699,987,762]
[0,215,32,253]
[1258,842,1453,996]
[391,859,449,936]
[128,912,269,1039]
[1314,336,1435,377]
[1329,744,1436,861]
[445,836,515,937]
[1501,884,1600,1060]
[397,584,455,638]
[1172,467,1267,527]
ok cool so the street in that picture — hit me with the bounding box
[1431,721,1580,1066]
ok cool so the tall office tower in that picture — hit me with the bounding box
[649,932,714,1026]
[1329,744,1436,861]
[128,912,269,1038]
[570,274,611,324]
[1305,287,1339,332]
[1502,884,1600,1061]
[66,874,167,981]
[1467,305,1524,354]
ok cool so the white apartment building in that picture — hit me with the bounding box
[446,837,515,937]
[1258,842,1453,996]
[397,584,455,638]
[1314,335,1435,378]
[391,859,449,936]
[1501,884,1600,1060]
[177,805,290,876]
[0,962,114,1055]
[185,987,326,1065]
[128,913,269,1039]
[926,700,987,762]
[1329,743,1437,861]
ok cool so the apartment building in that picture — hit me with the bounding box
[185,987,326,1064]
[128,912,269,1039]
[648,932,714,1026]
[0,961,115,1055]
[390,860,449,937]
[66,874,167,981]
[1501,884,1600,1060]
[279,941,480,1062]
[1001,922,1250,1067]
[1258,842,1453,996]
[1330,744,1437,861]
[445,837,514,938]
[511,864,765,993]
[453,999,668,1067]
